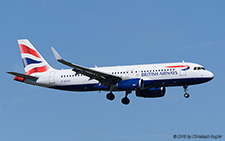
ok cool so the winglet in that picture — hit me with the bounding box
[51,47,62,60]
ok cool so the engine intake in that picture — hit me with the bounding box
[136,87,166,98]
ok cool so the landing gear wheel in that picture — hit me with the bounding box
[183,85,190,99]
[121,97,130,105]
[106,93,115,101]
[184,93,190,98]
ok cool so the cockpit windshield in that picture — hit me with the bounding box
[194,67,206,70]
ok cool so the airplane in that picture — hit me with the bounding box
[7,39,214,105]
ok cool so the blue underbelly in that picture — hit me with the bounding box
[50,77,212,91]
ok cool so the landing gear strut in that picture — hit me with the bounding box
[121,90,131,105]
[106,85,115,101]
[183,85,190,98]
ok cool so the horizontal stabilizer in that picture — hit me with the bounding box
[7,72,38,80]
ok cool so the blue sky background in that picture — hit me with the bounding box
[1,0,225,140]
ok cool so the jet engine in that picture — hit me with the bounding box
[136,87,166,98]
[116,78,144,90]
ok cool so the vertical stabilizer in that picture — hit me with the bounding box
[18,39,53,75]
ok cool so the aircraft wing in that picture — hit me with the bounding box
[51,47,122,86]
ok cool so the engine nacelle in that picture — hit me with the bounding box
[136,87,166,98]
[116,78,144,90]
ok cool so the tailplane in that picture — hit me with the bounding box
[18,39,53,75]
[7,71,38,82]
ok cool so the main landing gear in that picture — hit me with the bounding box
[106,91,131,105]
[105,86,131,105]
[183,85,190,98]
[121,90,131,105]
[106,85,115,101]
[106,92,115,101]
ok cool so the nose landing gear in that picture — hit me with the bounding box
[184,93,190,98]
[183,85,190,98]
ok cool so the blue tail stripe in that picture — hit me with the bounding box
[22,58,42,67]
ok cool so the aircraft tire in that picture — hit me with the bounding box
[121,97,130,105]
[106,93,115,101]
[184,93,190,98]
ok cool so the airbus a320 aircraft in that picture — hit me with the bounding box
[8,39,214,105]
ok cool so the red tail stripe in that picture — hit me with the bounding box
[166,65,189,68]
[19,44,41,58]
[25,65,48,75]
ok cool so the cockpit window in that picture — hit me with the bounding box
[194,67,206,70]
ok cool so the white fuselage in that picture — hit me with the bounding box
[29,62,214,92]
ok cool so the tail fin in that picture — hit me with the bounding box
[18,39,53,75]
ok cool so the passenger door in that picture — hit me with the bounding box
[49,71,56,84]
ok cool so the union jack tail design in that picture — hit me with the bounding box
[18,39,53,75]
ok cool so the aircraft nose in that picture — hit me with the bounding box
[207,71,214,80]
